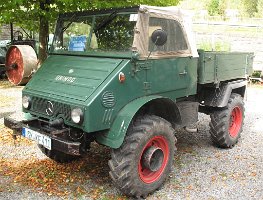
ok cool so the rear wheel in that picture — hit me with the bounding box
[108,115,176,198]
[38,145,80,163]
[210,93,244,148]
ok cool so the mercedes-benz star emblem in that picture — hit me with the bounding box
[46,101,54,115]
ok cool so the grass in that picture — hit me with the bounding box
[193,24,263,37]
[0,80,13,89]
[198,40,231,51]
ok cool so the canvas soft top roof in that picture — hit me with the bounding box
[133,5,198,58]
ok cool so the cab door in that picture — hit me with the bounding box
[148,57,191,94]
[146,17,198,97]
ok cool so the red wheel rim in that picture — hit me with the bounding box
[6,46,24,85]
[138,136,169,184]
[229,106,242,138]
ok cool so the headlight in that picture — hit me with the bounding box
[22,95,31,109]
[71,108,84,124]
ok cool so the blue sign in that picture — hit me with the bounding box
[68,35,87,51]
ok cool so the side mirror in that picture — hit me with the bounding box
[151,29,167,46]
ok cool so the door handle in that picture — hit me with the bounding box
[179,70,187,75]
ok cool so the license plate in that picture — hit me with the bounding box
[22,127,52,150]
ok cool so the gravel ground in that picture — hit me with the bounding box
[0,81,263,200]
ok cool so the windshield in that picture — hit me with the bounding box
[51,13,137,54]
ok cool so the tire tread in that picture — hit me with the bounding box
[209,93,244,148]
[109,115,176,198]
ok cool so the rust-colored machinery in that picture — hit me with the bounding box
[0,23,38,85]
[5,45,38,85]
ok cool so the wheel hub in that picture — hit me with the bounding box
[229,106,242,138]
[138,136,169,184]
[142,146,164,172]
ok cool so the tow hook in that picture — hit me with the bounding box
[49,118,64,128]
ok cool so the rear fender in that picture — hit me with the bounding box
[201,80,246,107]
[95,95,173,148]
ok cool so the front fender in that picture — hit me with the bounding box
[95,95,163,148]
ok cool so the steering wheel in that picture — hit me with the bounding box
[13,30,24,41]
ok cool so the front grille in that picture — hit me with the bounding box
[31,97,71,121]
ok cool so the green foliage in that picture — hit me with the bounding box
[242,0,258,17]
[198,40,231,51]
[252,70,261,78]
[179,0,262,18]
[207,0,220,15]
[256,0,263,17]
[178,0,209,10]
[207,0,227,16]
[0,0,181,31]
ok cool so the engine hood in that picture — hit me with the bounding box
[25,55,124,101]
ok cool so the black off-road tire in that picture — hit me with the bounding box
[38,144,80,163]
[108,115,176,198]
[210,93,244,148]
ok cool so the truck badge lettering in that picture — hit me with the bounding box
[55,75,76,83]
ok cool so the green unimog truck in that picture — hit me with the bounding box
[4,5,253,198]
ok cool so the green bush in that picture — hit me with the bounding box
[252,70,261,78]
[198,40,231,51]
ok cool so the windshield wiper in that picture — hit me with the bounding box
[94,11,118,32]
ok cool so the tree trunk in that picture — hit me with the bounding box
[38,15,49,64]
[38,1,49,64]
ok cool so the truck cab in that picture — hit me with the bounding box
[4,5,253,198]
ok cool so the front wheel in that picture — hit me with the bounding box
[108,115,176,198]
[210,93,244,148]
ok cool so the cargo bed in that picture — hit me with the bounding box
[197,49,253,84]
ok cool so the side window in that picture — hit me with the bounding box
[149,17,188,52]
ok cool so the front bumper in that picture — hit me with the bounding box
[4,117,81,156]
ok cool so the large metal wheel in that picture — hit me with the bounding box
[108,115,176,198]
[210,93,244,148]
[5,45,37,85]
